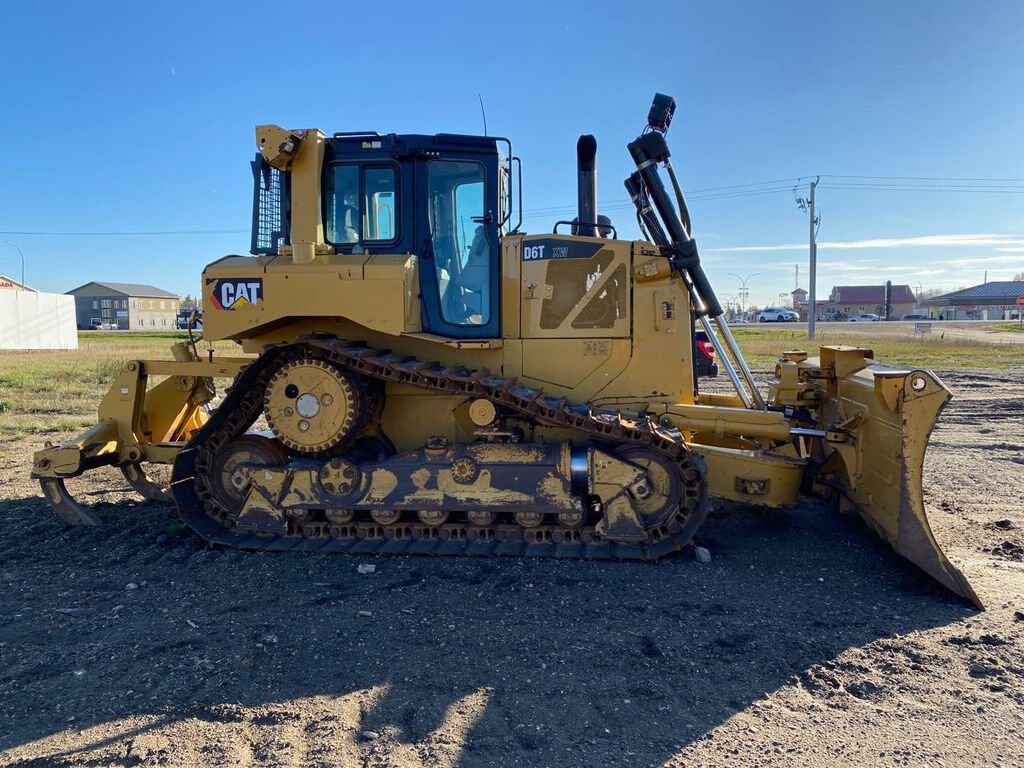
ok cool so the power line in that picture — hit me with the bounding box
[822,173,1024,183]
[0,228,249,236]
[522,177,804,215]
[7,171,1024,238]
[818,184,1024,194]
[821,182,1024,190]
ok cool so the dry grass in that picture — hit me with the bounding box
[987,322,1024,334]
[2,327,1022,440]
[0,333,237,439]
[730,326,1024,371]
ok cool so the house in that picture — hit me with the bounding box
[0,274,36,292]
[66,282,181,330]
[922,281,1024,320]
[817,284,916,320]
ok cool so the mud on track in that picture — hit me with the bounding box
[0,367,1022,767]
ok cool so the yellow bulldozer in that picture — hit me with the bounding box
[31,94,978,605]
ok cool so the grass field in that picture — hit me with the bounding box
[987,322,1024,333]
[0,333,238,439]
[1,327,1022,440]
[730,325,1024,369]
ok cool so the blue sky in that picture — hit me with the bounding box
[1,0,1022,307]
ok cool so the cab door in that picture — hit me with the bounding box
[418,157,500,339]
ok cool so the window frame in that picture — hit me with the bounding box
[427,159,492,328]
[323,161,402,250]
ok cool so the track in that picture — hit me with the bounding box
[170,338,708,560]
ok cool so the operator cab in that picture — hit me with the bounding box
[253,131,509,340]
[326,133,506,339]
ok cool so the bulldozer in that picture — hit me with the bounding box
[31,94,979,606]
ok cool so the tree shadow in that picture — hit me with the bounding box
[0,491,975,766]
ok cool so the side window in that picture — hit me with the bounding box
[364,168,395,241]
[572,264,627,329]
[427,161,491,326]
[326,165,397,246]
[540,250,618,329]
[326,165,360,243]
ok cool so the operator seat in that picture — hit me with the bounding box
[338,202,359,243]
[456,226,490,324]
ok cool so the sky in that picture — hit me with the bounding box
[1,0,1023,308]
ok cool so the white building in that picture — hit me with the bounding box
[0,277,78,350]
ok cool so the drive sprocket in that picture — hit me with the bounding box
[264,358,363,454]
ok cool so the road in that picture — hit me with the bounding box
[741,319,1023,344]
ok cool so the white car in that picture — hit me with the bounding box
[848,313,880,322]
[757,307,798,322]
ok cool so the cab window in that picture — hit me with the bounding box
[427,160,491,326]
[325,164,398,246]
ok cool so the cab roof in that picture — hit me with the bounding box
[327,132,500,157]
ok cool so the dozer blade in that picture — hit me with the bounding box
[815,356,981,607]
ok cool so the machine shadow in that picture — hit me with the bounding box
[0,492,975,766]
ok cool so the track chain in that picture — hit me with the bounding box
[170,339,708,560]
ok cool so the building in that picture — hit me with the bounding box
[791,288,808,319]
[66,282,181,330]
[817,284,916,320]
[922,281,1024,320]
[0,277,77,350]
[0,274,36,292]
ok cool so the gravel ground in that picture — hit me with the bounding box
[0,367,1021,767]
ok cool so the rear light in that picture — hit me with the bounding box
[697,339,716,359]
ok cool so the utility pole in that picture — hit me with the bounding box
[2,241,25,289]
[795,179,820,338]
[808,179,818,339]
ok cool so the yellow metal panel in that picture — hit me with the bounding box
[520,235,631,339]
[501,235,522,339]
[267,253,367,279]
[284,129,328,264]
[364,253,413,279]
[402,333,501,349]
[521,338,630,398]
[659,403,793,441]
[204,256,414,341]
[691,444,804,507]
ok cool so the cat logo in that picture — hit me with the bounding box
[208,278,263,310]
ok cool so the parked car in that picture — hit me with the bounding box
[848,313,880,322]
[177,311,203,329]
[694,330,718,378]
[901,313,930,321]
[86,319,117,330]
[756,307,798,322]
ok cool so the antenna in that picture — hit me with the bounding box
[478,94,488,136]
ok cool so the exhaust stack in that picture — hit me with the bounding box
[576,134,598,237]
